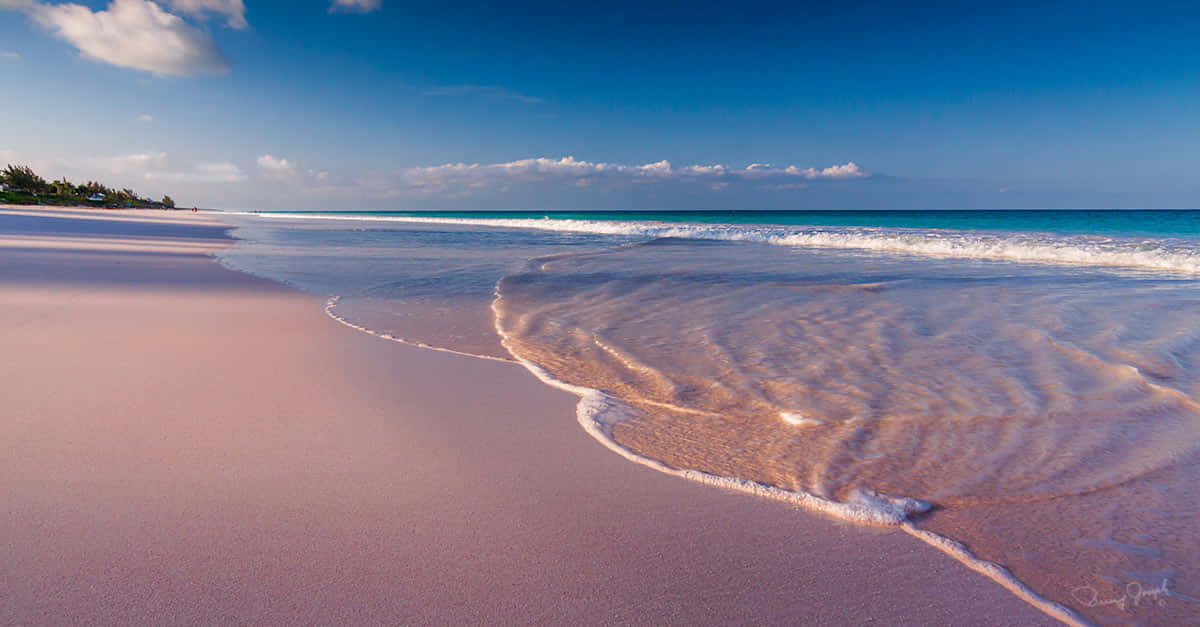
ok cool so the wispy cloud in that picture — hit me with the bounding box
[164,0,246,29]
[7,0,231,76]
[88,151,246,183]
[149,161,245,183]
[0,50,19,60]
[329,0,380,14]
[136,113,154,122]
[421,85,542,104]
[101,151,169,174]
[0,149,246,188]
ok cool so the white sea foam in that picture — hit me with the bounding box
[780,411,825,426]
[900,523,1087,626]
[223,211,1147,624]
[486,292,1088,625]
[310,288,1088,625]
[245,212,1200,275]
[495,318,929,524]
[323,296,516,364]
[322,287,931,524]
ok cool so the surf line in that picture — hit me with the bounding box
[321,293,1087,626]
[323,296,517,364]
[253,211,1200,276]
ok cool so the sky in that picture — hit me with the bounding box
[1,0,1199,210]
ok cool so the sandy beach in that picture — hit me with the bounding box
[0,206,1055,624]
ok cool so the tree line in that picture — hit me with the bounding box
[1,163,176,209]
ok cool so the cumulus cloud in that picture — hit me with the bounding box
[165,0,246,29]
[329,0,380,13]
[399,156,866,193]
[783,162,865,179]
[257,154,296,177]
[15,0,231,76]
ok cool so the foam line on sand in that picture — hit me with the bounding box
[321,291,1086,625]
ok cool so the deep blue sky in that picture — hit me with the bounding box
[2,0,1198,209]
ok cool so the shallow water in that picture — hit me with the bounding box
[495,239,1200,505]
[219,210,1200,624]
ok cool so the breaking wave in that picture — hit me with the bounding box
[250,212,1200,274]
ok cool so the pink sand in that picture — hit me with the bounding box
[0,206,1054,624]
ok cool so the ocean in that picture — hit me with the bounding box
[218,210,1200,624]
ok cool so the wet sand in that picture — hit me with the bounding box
[0,206,1053,624]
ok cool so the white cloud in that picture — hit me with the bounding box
[637,160,672,176]
[21,0,231,76]
[147,161,245,183]
[681,164,729,176]
[329,0,380,13]
[783,162,865,179]
[164,0,245,29]
[257,154,296,177]
[136,113,154,122]
[400,156,867,193]
[823,162,864,178]
[0,50,19,60]
[102,151,169,174]
[0,150,246,204]
[72,151,245,183]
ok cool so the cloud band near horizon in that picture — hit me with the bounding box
[2,148,870,207]
[397,156,866,193]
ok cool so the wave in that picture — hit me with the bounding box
[244,212,1200,275]
[323,296,516,364]
[487,290,1086,626]
[220,211,1167,624]
[317,284,1086,624]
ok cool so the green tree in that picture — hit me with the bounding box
[80,181,113,198]
[161,195,176,209]
[1,164,49,194]
[51,177,76,198]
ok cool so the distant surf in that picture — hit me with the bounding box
[249,211,1200,274]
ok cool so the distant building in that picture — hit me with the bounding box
[88,193,106,202]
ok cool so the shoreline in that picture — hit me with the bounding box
[322,262,1082,625]
[0,206,1057,624]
